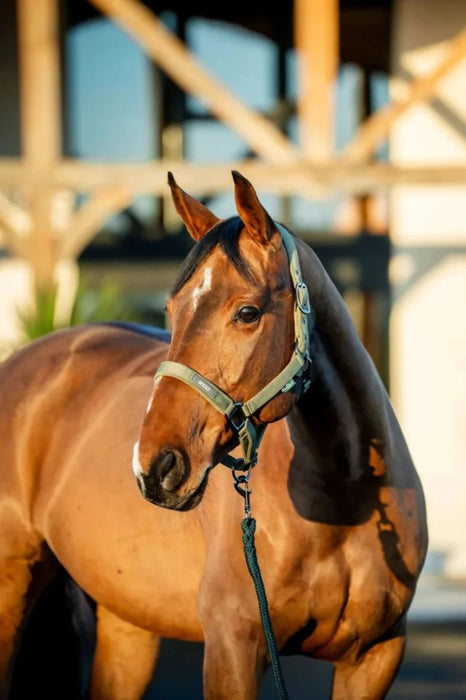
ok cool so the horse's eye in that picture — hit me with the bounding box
[236,306,262,324]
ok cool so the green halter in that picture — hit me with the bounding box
[154,223,313,472]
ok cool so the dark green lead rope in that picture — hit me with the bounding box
[241,517,289,700]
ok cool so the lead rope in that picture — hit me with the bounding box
[242,516,289,700]
[226,456,289,700]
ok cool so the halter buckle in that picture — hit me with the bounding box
[227,403,246,431]
[296,282,311,314]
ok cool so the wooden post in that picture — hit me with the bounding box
[17,0,61,295]
[294,0,339,160]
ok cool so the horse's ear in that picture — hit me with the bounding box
[168,172,219,241]
[232,171,277,246]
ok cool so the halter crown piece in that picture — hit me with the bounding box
[154,223,313,479]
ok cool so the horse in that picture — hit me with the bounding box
[0,171,427,699]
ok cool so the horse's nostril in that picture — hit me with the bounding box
[151,449,187,493]
[158,451,177,479]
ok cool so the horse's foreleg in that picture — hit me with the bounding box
[202,622,268,700]
[89,604,160,700]
[331,623,406,700]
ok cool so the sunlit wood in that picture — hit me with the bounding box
[0,189,31,258]
[343,28,466,163]
[17,0,61,291]
[0,158,465,196]
[0,191,31,236]
[62,187,132,258]
[294,0,338,160]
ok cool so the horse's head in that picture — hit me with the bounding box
[134,171,310,510]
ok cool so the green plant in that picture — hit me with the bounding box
[18,287,58,342]
[69,278,140,326]
[17,277,143,345]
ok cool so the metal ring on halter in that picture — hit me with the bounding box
[226,403,247,431]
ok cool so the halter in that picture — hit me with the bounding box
[154,223,313,478]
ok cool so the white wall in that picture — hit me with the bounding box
[390,0,466,578]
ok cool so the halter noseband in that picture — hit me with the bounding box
[154,223,313,471]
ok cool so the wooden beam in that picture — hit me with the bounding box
[17,0,61,288]
[294,0,339,160]
[57,158,466,247]
[90,0,298,165]
[56,158,321,202]
[0,191,31,258]
[62,187,131,258]
[343,28,466,164]
[0,159,26,185]
[0,191,31,236]
[54,160,466,193]
[49,160,466,197]
[1,158,465,195]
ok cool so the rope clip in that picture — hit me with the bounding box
[232,465,252,518]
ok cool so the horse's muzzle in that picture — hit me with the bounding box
[135,448,209,511]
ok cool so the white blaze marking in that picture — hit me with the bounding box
[145,376,162,414]
[145,394,154,414]
[192,266,212,312]
[132,441,143,479]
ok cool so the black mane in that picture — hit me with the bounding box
[170,217,254,296]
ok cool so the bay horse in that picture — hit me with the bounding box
[0,172,427,699]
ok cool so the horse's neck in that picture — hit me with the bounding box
[290,329,383,480]
[301,245,389,449]
[278,246,401,524]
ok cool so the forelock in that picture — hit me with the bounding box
[170,216,255,296]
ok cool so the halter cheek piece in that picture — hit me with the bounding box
[154,223,313,475]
